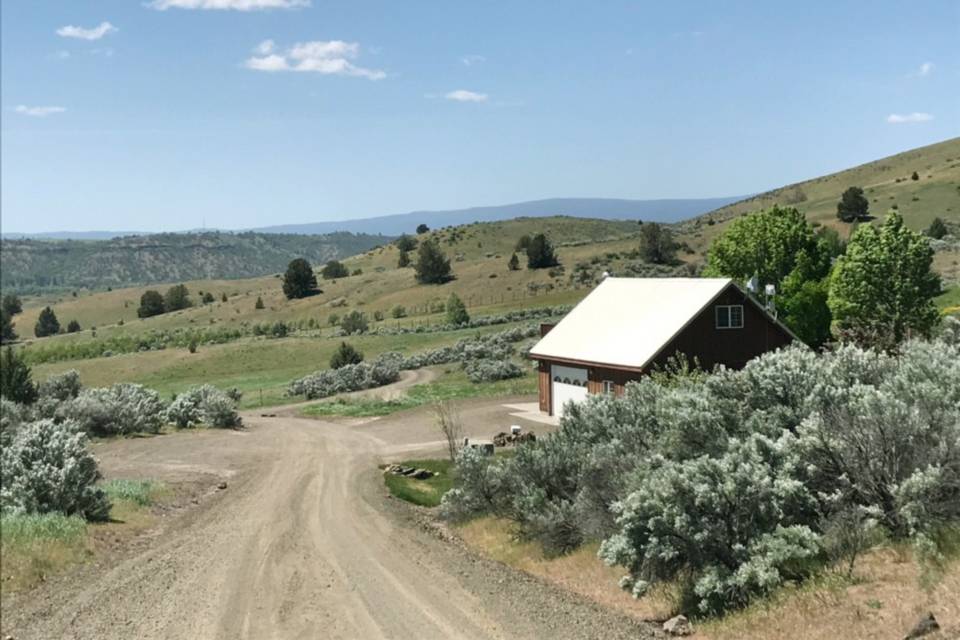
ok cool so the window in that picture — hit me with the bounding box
[715,304,744,329]
[603,380,615,394]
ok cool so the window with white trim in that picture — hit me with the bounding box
[715,304,744,329]
[602,380,615,394]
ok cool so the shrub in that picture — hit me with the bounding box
[321,260,350,280]
[66,320,81,333]
[373,310,384,321]
[288,360,400,400]
[0,419,111,521]
[340,311,369,335]
[330,342,364,369]
[254,296,265,310]
[463,358,524,383]
[38,370,82,403]
[138,290,166,318]
[164,284,192,312]
[0,398,31,447]
[391,305,407,319]
[61,383,166,436]
[166,384,241,429]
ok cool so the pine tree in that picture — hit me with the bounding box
[0,346,37,404]
[34,306,61,337]
[255,296,265,310]
[138,290,166,318]
[526,234,559,269]
[445,293,470,325]
[67,319,82,333]
[329,342,364,369]
[1,309,16,343]
[508,253,520,271]
[1,294,23,316]
[414,238,452,284]
[639,223,677,264]
[836,186,869,223]
[282,258,319,299]
[164,284,192,311]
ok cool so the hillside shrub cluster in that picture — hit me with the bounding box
[288,325,538,400]
[441,323,960,616]
[166,385,243,429]
[58,384,167,436]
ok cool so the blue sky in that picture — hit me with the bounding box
[1,1,957,233]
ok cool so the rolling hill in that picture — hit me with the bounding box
[0,231,389,294]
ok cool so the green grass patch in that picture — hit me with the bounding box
[301,368,537,418]
[383,458,454,507]
[936,285,960,314]
[100,479,167,507]
[0,513,90,592]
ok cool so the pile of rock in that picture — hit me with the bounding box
[384,464,436,480]
[492,431,536,447]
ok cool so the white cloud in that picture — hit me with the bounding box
[15,105,67,117]
[919,61,934,76]
[56,21,117,41]
[886,112,933,124]
[461,54,486,66]
[244,39,385,79]
[444,89,488,103]
[149,0,308,10]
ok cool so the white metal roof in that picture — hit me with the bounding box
[529,277,735,370]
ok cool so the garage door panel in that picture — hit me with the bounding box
[551,365,588,417]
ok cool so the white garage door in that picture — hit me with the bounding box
[551,364,589,418]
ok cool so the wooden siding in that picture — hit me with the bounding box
[538,361,551,413]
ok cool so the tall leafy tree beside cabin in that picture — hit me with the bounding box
[34,306,60,337]
[414,238,452,284]
[705,205,834,347]
[138,290,166,318]
[829,211,941,349]
[282,258,319,299]
[526,234,559,269]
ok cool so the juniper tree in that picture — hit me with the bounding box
[34,307,60,337]
[282,258,319,299]
[137,290,165,318]
[414,238,452,284]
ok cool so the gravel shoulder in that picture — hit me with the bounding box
[1,402,655,640]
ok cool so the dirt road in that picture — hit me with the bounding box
[2,402,654,640]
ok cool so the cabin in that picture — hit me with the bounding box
[528,277,797,417]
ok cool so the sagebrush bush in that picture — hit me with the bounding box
[0,419,111,520]
[443,334,960,616]
[38,370,82,402]
[463,359,524,383]
[60,383,166,436]
[288,359,401,400]
[166,384,241,429]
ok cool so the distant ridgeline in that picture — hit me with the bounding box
[0,231,390,293]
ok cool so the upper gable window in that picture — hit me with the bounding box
[716,304,744,329]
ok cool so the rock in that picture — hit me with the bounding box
[663,615,693,636]
[904,612,940,639]
[217,481,228,490]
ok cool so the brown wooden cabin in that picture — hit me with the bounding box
[528,277,797,417]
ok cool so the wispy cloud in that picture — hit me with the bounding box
[15,105,67,117]
[918,61,934,76]
[461,54,485,66]
[444,90,488,103]
[149,0,308,9]
[886,112,933,124]
[245,40,385,79]
[56,22,117,41]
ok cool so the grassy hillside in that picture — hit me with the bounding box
[675,137,960,286]
[0,231,389,294]
[10,217,652,404]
